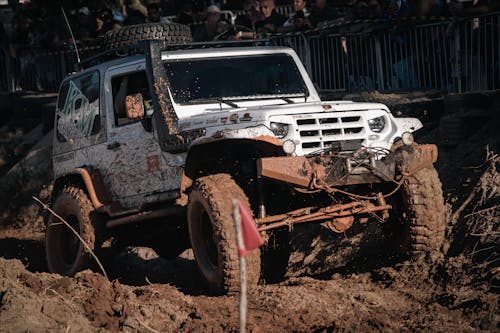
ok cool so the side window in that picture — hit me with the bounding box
[56,71,100,142]
[111,71,153,127]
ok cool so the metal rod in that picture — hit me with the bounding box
[232,200,247,333]
[258,204,392,232]
[454,22,462,93]
[61,7,81,66]
[257,201,363,225]
[106,207,185,228]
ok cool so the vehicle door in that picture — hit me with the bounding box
[88,62,182,210]
[53,70,105,178]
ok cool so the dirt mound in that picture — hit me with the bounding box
[0,253,498,333]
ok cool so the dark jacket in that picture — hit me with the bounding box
[255,10,286,33]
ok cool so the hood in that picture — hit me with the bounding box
[178,100,390,131]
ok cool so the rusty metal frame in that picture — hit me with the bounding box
[257,144,438,189]
[256,200,392,232]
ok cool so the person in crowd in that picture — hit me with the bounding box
[193,5,227,41]
[0,17,6,47]
[96,7,114,37]
[447,0,500,17]
[383,0,410,18]
[255,0,286,33]
[147,3,160,22]
[110,19,121,31]
[177,2,195,25]
[224,0,246,9]
[309,0,338,26]
[76,7,98,41]
[159,0,178,16]
[235,0,262,30]
[124,0,147,25]
[283,0,312,30]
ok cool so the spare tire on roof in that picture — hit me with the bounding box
[101,23,193,51]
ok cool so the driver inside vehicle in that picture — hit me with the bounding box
[113,72,153,127]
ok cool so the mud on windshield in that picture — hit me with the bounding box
[164,54,308,104]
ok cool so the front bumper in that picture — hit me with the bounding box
[257,144,438,188]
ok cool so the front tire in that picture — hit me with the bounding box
[389,166,446,262]
[45,186,98,276]
[187,174,261,295]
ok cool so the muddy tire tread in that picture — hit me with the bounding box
[101,23,192,50]
[45,186,96,275]
[403,166,446,261]
[188,174,260,294]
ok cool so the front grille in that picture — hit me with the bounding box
[295,114,366,154]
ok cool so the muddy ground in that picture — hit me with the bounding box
[0,92,499,332]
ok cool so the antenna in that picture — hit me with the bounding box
[61,7,81,67]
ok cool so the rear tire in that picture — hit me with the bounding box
[187,174,261,295]
[45,186,99,276]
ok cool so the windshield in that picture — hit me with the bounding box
[164,54,308,104]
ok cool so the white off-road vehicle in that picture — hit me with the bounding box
[46,23,446,294]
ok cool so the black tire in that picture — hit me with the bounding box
[187,174,261,295]
[389,166,446,262]
[101,23,193,51]
[45,186,98,276]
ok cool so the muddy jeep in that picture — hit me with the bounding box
[46,23,446,294]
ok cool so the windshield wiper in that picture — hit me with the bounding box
[189,98,239,108]
[281,97,295,104]
[225,95,302,104]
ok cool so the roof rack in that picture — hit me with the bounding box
[79,39,272,70]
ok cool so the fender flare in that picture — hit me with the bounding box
[53,167,111,210]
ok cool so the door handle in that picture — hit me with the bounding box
[107,142,121,150]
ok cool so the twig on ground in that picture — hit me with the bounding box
[450,187,480,224]
[138,320,161,333]
[32,196,109,280]
[471,245,496,259]
[44,288,71,305]
[465,205,500,218]
[145,276,160,297]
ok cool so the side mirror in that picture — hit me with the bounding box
[125,93,145,119]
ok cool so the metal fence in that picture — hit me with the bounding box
[0,46,9,91]
[272,12,500,94]
[232,5,294,18]
[1,12,498,94]
[3,45,100,92]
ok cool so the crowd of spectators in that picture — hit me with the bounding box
[1,0,498,48]
[0,0,497,91]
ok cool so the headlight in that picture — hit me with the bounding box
[282,139,296,155]
[368,116,386,133]
[270,122,289,138]
[401,132,414,146]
